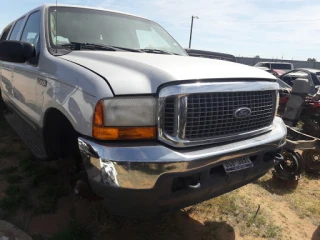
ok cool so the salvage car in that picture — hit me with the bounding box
[280,68,320,91]
[255,67,291,107]
[255,62,294,73]
[256,66,281,77]
[0,5,286,216]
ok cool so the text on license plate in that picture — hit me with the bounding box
[223,157,253,173]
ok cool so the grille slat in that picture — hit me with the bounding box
[163,90,275,141]
[163,97,176,135]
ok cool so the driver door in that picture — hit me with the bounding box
[12,11,41,125]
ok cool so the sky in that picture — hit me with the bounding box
[0,0,319,60]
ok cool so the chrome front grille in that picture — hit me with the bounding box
[185,91,275,140]
[158,81,279,148]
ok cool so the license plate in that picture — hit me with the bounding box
[223,157,253,173]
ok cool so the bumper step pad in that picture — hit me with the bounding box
[4,112,48,160]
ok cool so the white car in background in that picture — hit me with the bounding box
[255,62,294,74]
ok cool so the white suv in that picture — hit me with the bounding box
[255,62,294,73]
[0,4,286,216]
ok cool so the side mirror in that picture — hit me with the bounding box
[0,40,35,63]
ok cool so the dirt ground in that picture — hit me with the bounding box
[0,112,320,240]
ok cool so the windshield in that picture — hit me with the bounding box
[276,78,291,89]
[48,7,187,56]
[316,72,320,80]
[270,63,292,70]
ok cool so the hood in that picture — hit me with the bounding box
[60,51,276,95]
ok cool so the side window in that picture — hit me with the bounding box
[0,23,13,41]
[9,17,25,40]
[21,12,41,48]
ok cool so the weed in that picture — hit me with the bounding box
[20,156,36,174]
[0,166,17,175]
[48,219,93,240]
[0,148,14,157]
[0,185,32,212]
[5,185,21,196]
[32,235,49,240]
[34,182,70,214]
[188,192,282,239]
[265,224,282,239]
[0,196,21,211]
[5,174,23,184]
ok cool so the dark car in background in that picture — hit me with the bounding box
[185,48,237,62]
[279,68,320,94]
[256,66,291,107]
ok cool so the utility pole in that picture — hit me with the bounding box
[189,15,199,49]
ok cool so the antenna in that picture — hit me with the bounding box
[55,0,58,53]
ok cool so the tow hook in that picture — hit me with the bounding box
[188,182,201,190]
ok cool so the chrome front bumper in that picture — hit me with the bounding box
[78,117,287,190]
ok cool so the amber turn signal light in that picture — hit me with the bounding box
[93,126,157,140]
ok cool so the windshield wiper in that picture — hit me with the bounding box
[60,42,142,52]
[139,48,180,55]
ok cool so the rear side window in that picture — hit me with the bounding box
[21,12,41,47]
[270,63,292,70]
[0,23,13,41]
[9,17,25,40]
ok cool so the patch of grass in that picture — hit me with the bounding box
[0,194,31,211]
[48,219,93,240]
[0,148,14,157]
[5,174,23,184]
[29,166,60,187]
[187,192,283,239]
[32,235,49,240]
[5,185,21,196]
[34,179,70,214]
[257,173,320,225]
[0,166,17,175]
[265,224,282,239]
[0,185,32,212]
[0,196,22,211]
[19,156,36,174]
[289,196,320,223]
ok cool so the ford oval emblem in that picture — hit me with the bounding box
[234,107,251,118]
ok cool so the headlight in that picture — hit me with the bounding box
[103,97,157,126]
[92,97,157,140]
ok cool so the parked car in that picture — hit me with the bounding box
[277,79,291,107]
[254,62,294,73]
[0,5,286,216]
[279,68,320,95]
[255,66,291,106]
[185,48,237,62]
[256,66,280,77]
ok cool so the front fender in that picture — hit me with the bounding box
[41,81,97,136]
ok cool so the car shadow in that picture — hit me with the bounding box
[253,178,297,196]
[175,210,236,240]
[312,226,320,240]
[305,171,320,180]
[90,206,236,240]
